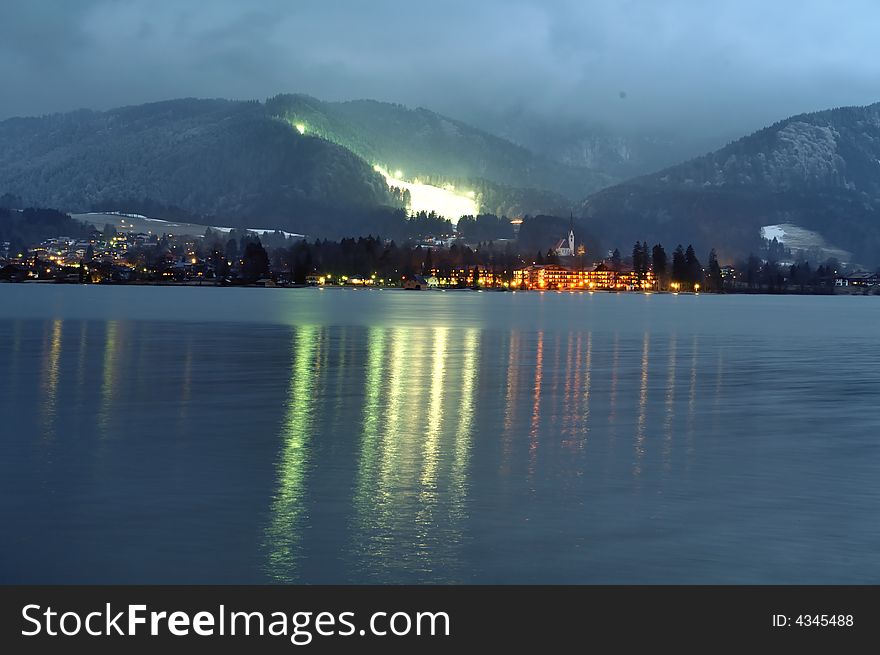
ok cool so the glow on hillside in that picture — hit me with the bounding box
[373,165,478,224]
[294,123,306,135]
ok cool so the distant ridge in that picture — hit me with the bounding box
[581,102,880,265]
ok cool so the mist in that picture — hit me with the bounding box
[1,0,879,138]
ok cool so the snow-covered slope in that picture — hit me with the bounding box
[581,102,880,265]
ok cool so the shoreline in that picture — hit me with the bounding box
[1,279,872,295]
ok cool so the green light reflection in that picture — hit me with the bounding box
[420,326,449,490]
[98,321,119,438]
[350,326,480,582]
[450,328,479,524]
[39,319,63,440]
[264,324,321,582]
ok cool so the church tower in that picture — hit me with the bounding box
[553,214,578,258]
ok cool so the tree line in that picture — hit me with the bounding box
[184,233,526,284]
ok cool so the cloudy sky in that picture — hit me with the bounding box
[1,0,878,136]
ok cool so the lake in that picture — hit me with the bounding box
[1,285,879,583]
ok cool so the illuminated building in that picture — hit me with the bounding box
[427,267,506,288]
[513,264,655,290]
[836,271,879,287]
[514,264,582,290]
[614,270,656,290]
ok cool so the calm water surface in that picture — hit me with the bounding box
[1,285,879,583]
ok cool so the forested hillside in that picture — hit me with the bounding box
[581,103,880,265]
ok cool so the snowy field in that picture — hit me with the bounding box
[74,212,304,239]
[760,223,853,263]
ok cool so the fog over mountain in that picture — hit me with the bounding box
[3,1,880,263]
[476,111,737,180]
[582,102,880,266]
[3,0,879,143]
[0,96,594,235]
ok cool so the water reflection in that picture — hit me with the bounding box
[578,332,593,450]
[264,325,321,581]
[713,349,725,420]
[529,331,544,477]
[345,327,480,582]
[633,332,650,477]
[686,335,700,464]
[98,321,120,438]
[420,327,448,490]
[561,333,576,443]
[39,319,63,440]
[451,329,479,521]
[501,330,521,474]
[2,313,796,584]
[663,334,678,472]
[75,322,88,413]
[352,326,388,564]
[254,323,740,582]
[608,332,620,435]
[331,328,349,419]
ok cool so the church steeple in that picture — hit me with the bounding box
[553,213,578,258]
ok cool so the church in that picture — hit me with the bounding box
[553,229,575,257]
[552,218,584,258]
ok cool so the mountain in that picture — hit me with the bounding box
[0,95,610,237]
[264,94,609,205]
[0,98,405,236]
[581,103,880,266]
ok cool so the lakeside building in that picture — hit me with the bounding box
[513,264,655,291]
[429,267,505,288]
[403,275,431,290]
[835,271,880,287]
